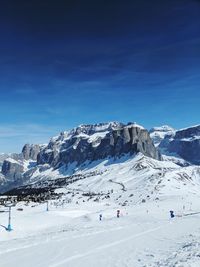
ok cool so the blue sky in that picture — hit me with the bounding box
[0,0,200,153]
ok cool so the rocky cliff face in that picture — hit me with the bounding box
[0,144,43,191]
[22,144,43,160]
[37,122,161,168]
[159,125,200,165]
[1,158,24,181]
[0,122,162,193]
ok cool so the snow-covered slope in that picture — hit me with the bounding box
[1,153,200,267]
[1,122,200,267]
[6,153,200,206]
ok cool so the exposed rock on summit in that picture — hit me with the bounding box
[22,144,43,161]
[37,122,162,168]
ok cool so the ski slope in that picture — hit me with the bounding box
[1,195,200,266]
[1,154,200,266]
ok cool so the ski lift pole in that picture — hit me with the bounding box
[46,188,51,211]
[46,200,49,211]
[5,203,15,231]
[7,206,12,231]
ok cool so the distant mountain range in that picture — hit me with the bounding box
[0,121,200,194]
[150,124,200,165]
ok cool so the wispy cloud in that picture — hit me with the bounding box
[0,123,61,153]
[0,123,59,138]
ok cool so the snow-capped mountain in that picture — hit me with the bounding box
[149,125,175,147]
[1,122,200,267]
[1,121,200,195]
[0,144,44,193]
[0,121,160,193]
[37,121,160,168]
[159,125,200,165]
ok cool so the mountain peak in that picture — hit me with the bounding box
[149,125,175,133]
[37,121,161,168]
[71,121,123,135]
[149,125,175,147]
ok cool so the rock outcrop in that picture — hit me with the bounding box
[0,144,42,192]
[1,158,24,182]
[22,144,43,160]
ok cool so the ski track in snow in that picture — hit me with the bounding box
[49,224,168,267]
[1,154,200,266]
[1,202,200,267]
[0,225,125,255]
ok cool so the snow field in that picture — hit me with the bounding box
[1,195,200,267]
[1,154,200,266]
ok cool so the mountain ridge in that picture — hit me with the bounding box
[0,121,200,194]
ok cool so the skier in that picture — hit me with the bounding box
[117,209,120,218]
[170,210,175,218]
[99,214,102,221]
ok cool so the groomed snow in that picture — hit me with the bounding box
[1,154,200,266]
[1,196,200,267]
